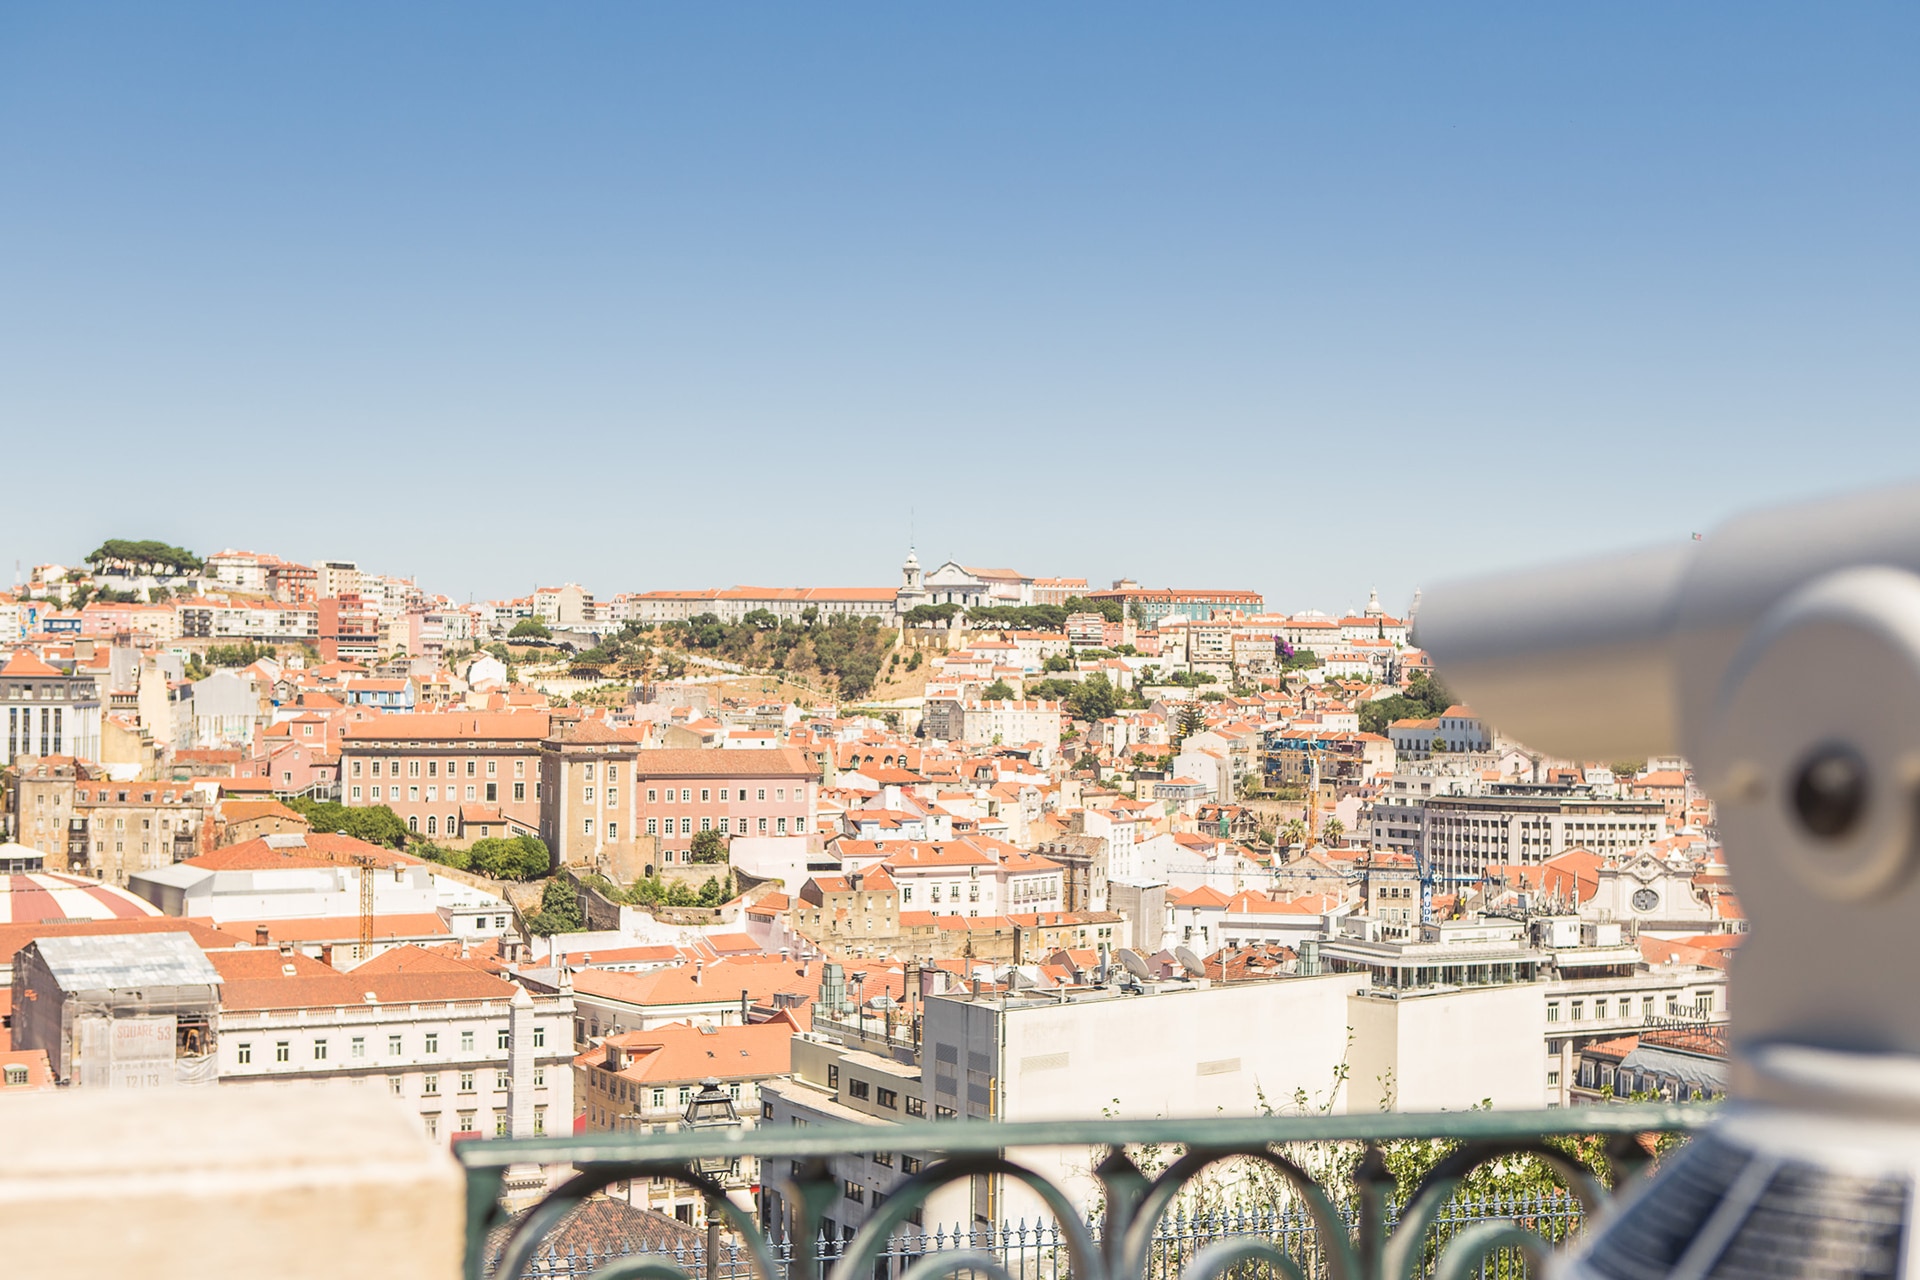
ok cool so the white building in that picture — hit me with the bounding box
[210,944,573,1146]
[921,973,1367,1222]
[1,650,102,766]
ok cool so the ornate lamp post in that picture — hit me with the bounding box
[682,1077,741,1280]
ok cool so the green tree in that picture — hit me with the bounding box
[1280,818,1307,847]
[1431,736,1449,754]
[1043,654,1073,672]
[508,617,552,639]
[982,678,1016,701]
[85,538,202,575]
[904,603,961,627]
[525,878,586,935]
[468,834,551,880]
[1066,673,1118,721]
[284,798,410,849]
[1324,817,1346,845]
[1063,595,1123,623]
[687,828,729,864]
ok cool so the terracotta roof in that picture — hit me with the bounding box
[339,712,552,744]
[183,834,419,872]
[209,943,510,1010]
[574,1020,793,1085]
[632,748,817,779]
[0,650,62,678]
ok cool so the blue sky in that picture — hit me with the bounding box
[2,6,1915,615]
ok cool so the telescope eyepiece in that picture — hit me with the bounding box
[1791,743,1871,841]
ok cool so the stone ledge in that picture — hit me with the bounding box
[0,1084,463,1280]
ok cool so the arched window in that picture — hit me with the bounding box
[408,815,419,833]
[426,815,437,835]
[448,814,457,836]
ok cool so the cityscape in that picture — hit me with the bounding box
[4,7,1916,1280]
[0,539,1734,1251]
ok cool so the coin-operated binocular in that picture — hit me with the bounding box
[1418,483,1920,1280]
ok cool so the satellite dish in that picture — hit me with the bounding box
[1116,948,1153,981]
[1174,945,1207,977]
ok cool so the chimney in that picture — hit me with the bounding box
[693,961,703,985]
[255,925,270,948]
[740,989,750,1024]
[278,941,294,958]
[319,943,334,968]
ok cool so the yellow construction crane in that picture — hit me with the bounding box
[352,854,377,961]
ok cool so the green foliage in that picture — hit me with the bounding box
[905,650,923,671]
[687,828,729,864]
[1357,673,1459,736]
[485,642,510,662]
[1432,736,1449,754]
[1067,672,1118,721]
[1199,690,1226,702]
[592,871,734,908]
[1042,654,1073,672]
[664,612,895,699]
[525,878,586,935]
[1064,595,1123,623]
[982,678,1016,701]
[1324,817,1346,844]
[508,618,552,639]
[963,604,1067,630]
[1282,648,1322,671]
[904,603,961,627]
[410,842,472,871]
[467,834,551,880]
[202,641,279,669]
[284,798,410,848]
[86,539,202,575]
[1280,818,1308,846]
[1611,759,1648,778]
[1162,670,1218,687]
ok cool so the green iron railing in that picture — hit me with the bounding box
[461,1105,1710,1280]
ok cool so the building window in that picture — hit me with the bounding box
[652,1087,666,1108]
[534,1106,547,1135]
[389,1035,404,1055]
[680,788,692,802]
[275,1042,290,1063]
[425,1033,440,1054]
[584,787,595,803]
[680,817,691,835]
[873,1151,894,1167]
[424,1074,440,1095]
[424,1114,439,1139]
[828,1065,839,1088]
[495,1112,510,1137]
[583,818,594,836]
[534,1066,546,1088]
[351,1036,365,1058]
[844,1181,865,1204]
[877,1087,898,1109]
[237,1043,252,1065]
[903,1155,923,1173]
[646,818,658,835]
[700,789,711,803]
[351,786,363,801]
[460,1030,475,1052]
[388,1076,404,1095]
[313,1039,329,1061]
[498,1029,511,1050]
[608,822,618,839]
[648,789,658,803]
[847,1078,870,1100]
[1546,1003,1560,1023]
[678,1085,692,1108]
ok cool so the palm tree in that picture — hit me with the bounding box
[1280,818,1307,848]
[1324,817,1346,846]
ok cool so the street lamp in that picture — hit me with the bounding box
[682,1078,742,1280]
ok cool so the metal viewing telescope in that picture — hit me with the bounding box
[1419,482,1920,1279]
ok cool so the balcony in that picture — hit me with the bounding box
[2,1084,1703,1280]
[462,1105,1707,1280]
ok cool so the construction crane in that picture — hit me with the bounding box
[352,854,377,960]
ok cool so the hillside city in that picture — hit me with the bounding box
[0,540,1734,1235]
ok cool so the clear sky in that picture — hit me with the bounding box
[2,6,1915,615]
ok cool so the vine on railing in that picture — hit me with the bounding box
[460,1107,1708,1280]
